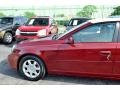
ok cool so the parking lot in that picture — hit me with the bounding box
[0,43,120,85]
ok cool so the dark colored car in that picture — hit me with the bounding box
[109,15,120,18]
[15,16,58,42]
[8,18,120,81]
[66,17,90,31]
[0,16,28,44]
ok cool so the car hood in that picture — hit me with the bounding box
[0,24,13,31]
[17,35,64,47]
[18,25,49,32]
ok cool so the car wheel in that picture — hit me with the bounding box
[19,55,46,81]
[3,32,13,44]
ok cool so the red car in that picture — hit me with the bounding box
[8,18,120,81]
[15,16,58,42]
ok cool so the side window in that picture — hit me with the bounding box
[19,17,26,25]
[72,23,116,42]
[22,17,28,24]
[19,17,23,25]
[14,17,20,25]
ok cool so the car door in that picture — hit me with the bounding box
[113,22,120,77]
[55,22,118,76]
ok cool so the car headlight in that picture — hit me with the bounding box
[37,29,47,37]
[16,29,21,35]
[11,44,16,52]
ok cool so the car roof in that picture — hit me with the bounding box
[71,17,90,20]
[32,16,50,19]
[108,15,120,18]
[0,16,26,18]
[89,18,120,24]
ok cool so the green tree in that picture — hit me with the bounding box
[24,11,36,18]
[0,12,6,17]
[56,14,65,17]
[76,5,97,18]
[111,6,120,15]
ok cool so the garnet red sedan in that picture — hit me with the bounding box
[8,18,120,81]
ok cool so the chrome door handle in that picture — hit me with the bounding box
[107,53,111,60]
[100,51,111,60]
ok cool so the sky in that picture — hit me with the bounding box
[0,0,120,8]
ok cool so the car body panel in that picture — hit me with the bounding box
[18,25,49,32]
[54,43,117,75]
[8,40,65,69]
[0,31,5,39]
[8,53,20,69]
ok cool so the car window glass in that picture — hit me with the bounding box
[68,20,72,26]
[19,17,23,25]
[14,17,21,25]
[0,18,13,24]
[72,22,116,42]
[27,18,49,26]
[77,19,88,25]
[28,19,35,25]
[73,20,78,25]
[69,19,88,26]
[22,17,28,24]
[0,18,2,22]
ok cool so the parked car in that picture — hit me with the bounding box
[65,17,90,31]
[8,18,120,81]
[0,16,28,44]
[108,15,120,18]
[15,16,58,42]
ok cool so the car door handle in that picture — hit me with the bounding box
[100,51,111,60]
[100,51,111,54]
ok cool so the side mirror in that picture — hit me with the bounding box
[65,37,74,44]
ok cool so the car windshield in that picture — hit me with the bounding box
[0,17,13,24]
[57,21,89,40]
[26,18,49,26]
[69,19,89,26]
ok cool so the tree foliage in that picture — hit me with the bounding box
[56,14,65,17]
[111,6,120,16]
[76,5,97,18]
[24,11,36,18]
[0,12,6,17]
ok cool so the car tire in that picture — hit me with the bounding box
[3,32,13,44]
[19,55,46,81]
